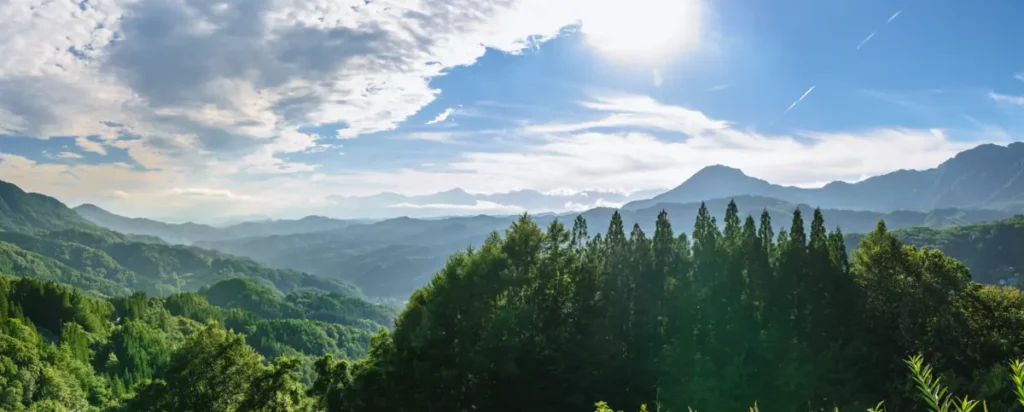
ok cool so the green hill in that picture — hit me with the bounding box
[0,180,98,234]
[845,215,1024,284]
[0,179,366,299]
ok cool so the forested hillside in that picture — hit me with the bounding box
[0,180,99,234]
[845,215,1024,285]
[4,200,1024,410]
[0,179,365,298]
[199,195,1011,299]
[0,275,395,410]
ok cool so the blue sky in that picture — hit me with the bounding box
[0,0,1022,221]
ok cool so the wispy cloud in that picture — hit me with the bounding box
[525,94,729,136]
[57,152,83,159]
[856,32,876,50]
[1015,72,1024,83]
[707,83,733,92]
[887,11,902,23]
[426,108,454,125]
[652,69,663,87]
[784,86,816,114]
[990,91,1024,106]
[74,137,107,155]
[389,200,524,213]
[401,131,463,143]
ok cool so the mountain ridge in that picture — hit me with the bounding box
[624,142,1024,212]
[74,203,364,245]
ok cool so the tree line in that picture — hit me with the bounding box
[320,202,1024,411]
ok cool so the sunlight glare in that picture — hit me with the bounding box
[579,0,702,65]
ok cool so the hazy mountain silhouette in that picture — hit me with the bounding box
[625,143,1024,212]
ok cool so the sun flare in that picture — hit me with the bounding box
[578,0,703,65]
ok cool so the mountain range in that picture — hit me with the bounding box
[0,178,366,298]
[192,195,1013,299]
[6,142,1024,299]
[53,141,1024,299]
[74,203,368,245]
[625,142,1024,212]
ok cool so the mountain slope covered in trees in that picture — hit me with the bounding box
[5,200,1024,410]
[198,196,1011,299]
[845,215,1024,285]
[0,180,99,234]
[625,142,1024,212]
[0,179,367,298]
[0,274,395,410]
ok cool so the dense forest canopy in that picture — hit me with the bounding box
[5,199,1024,410]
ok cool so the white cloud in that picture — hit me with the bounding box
[1016,72,1024,83]
[887,11,902,23]
[990,91,1024,106]
[784,85,816,114]
[57,152,83,159]
[402,132,462,143]
[0,152,170,200]
[75,137,107,155]
[389,200,525,213]
[707,83,732,92]
[564,198,625,211]
[1,91,1004,221]
[426,108,454,125]
[0,0,605,177]
[527,94,728,135]
[652,69,663,87]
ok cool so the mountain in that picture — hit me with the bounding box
[625,142,1024,212]
[0,179,366,298]
[0,180,99,233]
[75,203,363,244]
[199,195,1011,299]
[74,203,222,244]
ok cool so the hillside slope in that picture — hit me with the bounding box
[0,179,365,298]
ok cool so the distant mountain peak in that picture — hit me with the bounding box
[689,165,749,180]
[73,203,109,213]
[438,188,469,195]
[624,143,1024,213]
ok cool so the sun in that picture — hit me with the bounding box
[578,0,703,65]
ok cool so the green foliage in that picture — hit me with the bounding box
[847,215,1024,285]
[0,241,130,296]
[0,272,387,410]
[315,204,1024,412]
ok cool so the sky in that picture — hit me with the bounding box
[1,0,1023,222]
